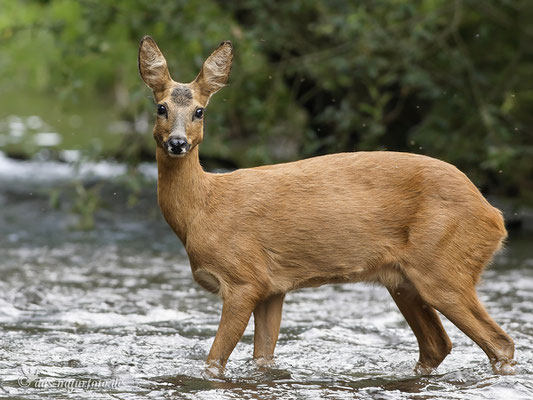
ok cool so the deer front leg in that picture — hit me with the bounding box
[253,293,285,364]
[206,289,257,375]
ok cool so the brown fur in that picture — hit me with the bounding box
[138,36,515,375]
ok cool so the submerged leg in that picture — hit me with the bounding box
[253,293,285,363]
[404,267,515,374]
[206,289,258,375]
[388,280,452,374]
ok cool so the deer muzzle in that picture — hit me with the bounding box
[166,136,190,157]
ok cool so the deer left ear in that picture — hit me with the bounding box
[192,41,233,104]
[138,36,172,92]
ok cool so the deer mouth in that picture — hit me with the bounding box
[168,149,187,158]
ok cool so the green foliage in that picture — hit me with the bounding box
[227,0,533,200]
[0,0,306,166]
[1,0,532,203]
[71,181,101,230]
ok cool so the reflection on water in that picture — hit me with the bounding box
[0,159,532,399]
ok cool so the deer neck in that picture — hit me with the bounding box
[156,145,210,243]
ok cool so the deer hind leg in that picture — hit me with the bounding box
[388,279,452,374]
[403,266,515,374]
[253,293,285,364]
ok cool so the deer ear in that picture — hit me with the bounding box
[138,36,172,92]
[193,41,233,104]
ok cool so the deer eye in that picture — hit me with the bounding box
[157,104,167,116]
[194,108,204,119]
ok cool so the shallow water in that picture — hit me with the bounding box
[0,158,532,399]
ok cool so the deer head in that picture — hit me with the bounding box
[138,36,233,158]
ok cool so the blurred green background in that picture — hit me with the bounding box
[1,0,532,205]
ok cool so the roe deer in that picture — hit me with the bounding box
[138,36,515,376]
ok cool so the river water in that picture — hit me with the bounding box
[0,155,532,399]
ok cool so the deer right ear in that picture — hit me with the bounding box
[138,36,172,92]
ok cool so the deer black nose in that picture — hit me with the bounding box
[167,137,190,155]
